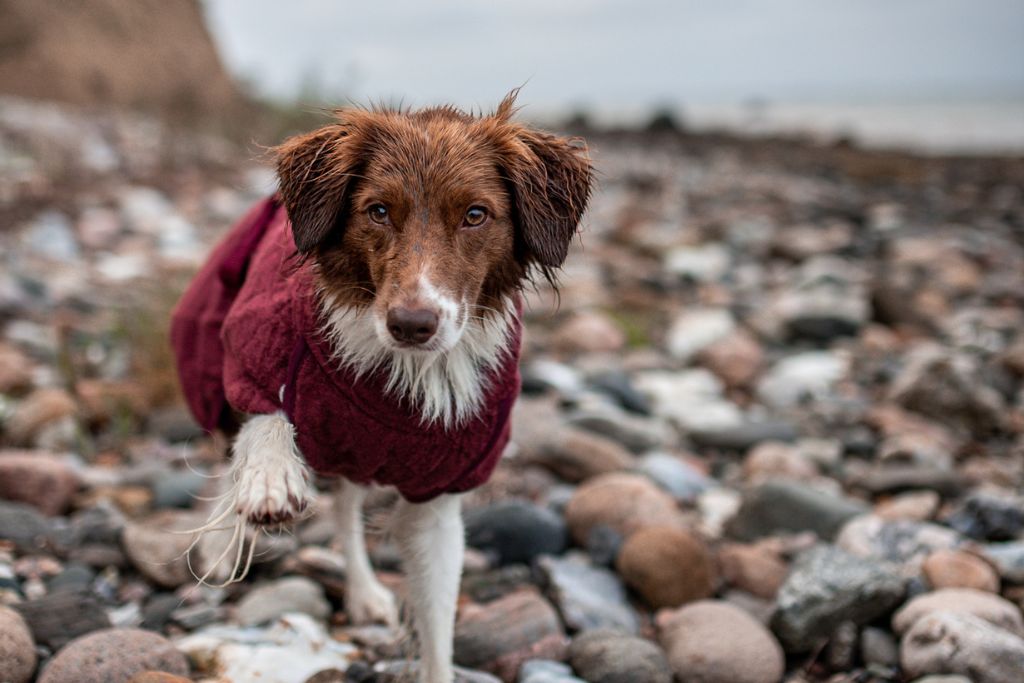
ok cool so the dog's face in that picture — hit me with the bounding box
[275,93,592,354]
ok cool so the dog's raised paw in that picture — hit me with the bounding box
[230,412,315,527]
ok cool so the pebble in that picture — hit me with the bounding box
[658,600,785,683]
[567,629,673,683]
[526,427,635,483]
[860,625,899,668]
[453,589,566,680]
[771,545,906,652]
[981,541,1024,583]
[900,612,1024,683]
[564,472,683,545]
[234,576,331,626]
[757,351,848,409]
[688,419,798,452]
[176,613,358,683]
[946,492,1024,541]
[837,514,962,567]
[536,554,639,633]
[615,526,715,608]
[0,450,79,516]
[565,402,671,452]
[121,510,205,588]
[39,627,188,683]
[665,308,735,361]
[717,541,789,600]
[550,311,626,354]
[638,451,712,503]
[465,500,568,566]
[726,480,868,541]
[369,660,502,683]
[5,387,78,448]
[921,549,1000,592]
[518,660,585,683]
[15,589,112,649]
[892,588,1024,637]
[0,606,36,683]
[742,441,819,483]
[875,490,942,521]
[151,469,208,509]
[0,501,56,552]
[696,329,764,389]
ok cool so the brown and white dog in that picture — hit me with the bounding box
[186,92,592,682]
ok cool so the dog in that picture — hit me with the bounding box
[170,91,592,682]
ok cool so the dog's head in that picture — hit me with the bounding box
[275,91,593,354]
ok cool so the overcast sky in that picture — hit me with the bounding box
[203,0,1024,112]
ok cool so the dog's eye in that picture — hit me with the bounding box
[463,207,488,228]
[368,204,389,224]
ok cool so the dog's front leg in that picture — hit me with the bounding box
[231,412,315,525]
[334,479,398,627]
[392,493,463,683]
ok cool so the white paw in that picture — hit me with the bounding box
[346,576,399,628]
[231,413,315,527]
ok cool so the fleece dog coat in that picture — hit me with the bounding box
[170,197,522,502]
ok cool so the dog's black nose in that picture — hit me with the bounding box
[387,307,439,344]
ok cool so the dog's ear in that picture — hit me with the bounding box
[496,109,593,271]
[275,117,372,253]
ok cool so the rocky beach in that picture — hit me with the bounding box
[1,95,1023,683]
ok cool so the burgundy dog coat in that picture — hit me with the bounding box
[170,197,522,502]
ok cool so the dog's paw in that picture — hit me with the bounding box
[346,577,399,628]
[235,461,313,526]
[231,413,315,527]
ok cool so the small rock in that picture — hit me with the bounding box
[922,550,1000,592]
[771,545,906,652]
[946,492,1024,541]
[566,402,671,452]
[664,244,731,282]
[564,472,683,545]
[527,427,635,483]
[0,450,79,515]
[5,388,78,447]
[151,469,208,509]
[127,673,192,683]
[371,660,502,683]
[860,625,899,668]
[658,600,785,683]
[537,553,639,633]
[0,606,36,683]
[717,542,789,600]
[518,660,584,682]
[234,576,330,626]
[0,343,33,394]
[176,613,358,683]
[122,510,205,588]
[568,629,672,683]
[615,526,715,608]
[15,589,111,649]
[586,371,651,415]
[892,588,1024,637]
[453,589,566,680]
[465,500,568,566]
[39,628,188,683]
[665,308,735,362]
[981,541,1024,583]
[875,491,942,521]
[0,501,55,552]
[550,312,625,354]
[900,612,1024,683]
[757,351,848,409]
[726,480,868,541]
[689,420,798,452]
[696,329,764,389]
[636,369,744,433]
[742,442,818,484]
[837,515,962,568]
[638,452,713,503]
[889,345,1005,435]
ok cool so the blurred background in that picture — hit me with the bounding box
[1,2,1023,683]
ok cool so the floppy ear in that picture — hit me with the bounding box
[275,118,370,253]
[501,126,594,271]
